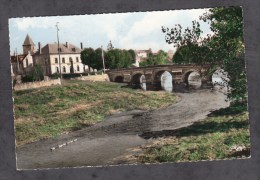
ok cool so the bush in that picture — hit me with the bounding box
[62,73,81,79]
[32,64,44,81]
[50,73,60,79]
[22,75,34,82]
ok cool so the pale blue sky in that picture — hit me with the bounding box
[9,8,212,55]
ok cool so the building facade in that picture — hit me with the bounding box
[134,49,152,67]
[33,42,87,76]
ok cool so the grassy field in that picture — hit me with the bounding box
[13,80,176,146]
[136,102,250,163]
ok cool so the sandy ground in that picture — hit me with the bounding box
[16,89,229,170]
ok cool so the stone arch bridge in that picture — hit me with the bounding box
[106,64,212,91]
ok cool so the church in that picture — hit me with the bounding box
[11,34,34,76]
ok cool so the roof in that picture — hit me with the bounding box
[10,54,28,63]
[23,34,35,46]
[34,43,82,55]
[135,49,152,54]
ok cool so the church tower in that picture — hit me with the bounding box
[22,34,35,55]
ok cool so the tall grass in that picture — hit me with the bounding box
[14,80,176,146]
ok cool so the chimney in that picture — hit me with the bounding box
[66,42,69,48]
[38,42,41,54]
[80,42,83,50]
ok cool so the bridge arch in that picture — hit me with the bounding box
[114,76,124,83]
[131,73,144,84]
[154,70,173,81]
[154,70,173,92]
[131,73,147,90]
[183,69,202,89]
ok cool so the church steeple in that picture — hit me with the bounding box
[23,34,35,54]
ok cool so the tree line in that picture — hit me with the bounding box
[80,48,136,70]
[81,48,171,70]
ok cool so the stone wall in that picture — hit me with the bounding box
[14,78,61,91]
[75,74,110,82]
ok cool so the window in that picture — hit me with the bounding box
[26,59,28,67]
[56,67,59,73]
[72,48,76,52]
[76,57,79,62]
[55,58,58,64]
[69,57,73,62]
[58,48,62,52]
[62,58,65,63]
[77,65,80,72]
[63,66,66,73]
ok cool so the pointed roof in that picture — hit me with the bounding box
[23,34,35,46]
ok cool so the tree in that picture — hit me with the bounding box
[81,48,106,71]
[92,48,104,70]
[127,49,136,64]
[105,49,135,69]
[173,44,210,65]
[32,64,44,81]
[162,6,245,102]
[139,50,169,67]
[154,50,169,65]
[81,48,95,72]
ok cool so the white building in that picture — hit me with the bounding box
[33,42,87,76]
[134,49,152,67]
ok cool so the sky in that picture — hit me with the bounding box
[9,8,213,55]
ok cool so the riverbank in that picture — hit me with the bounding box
[14,80,176,146]
[16,88,237,169]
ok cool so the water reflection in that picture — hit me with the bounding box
[161,71,173,92]
[212,69,229,92]
[188,72,202,89]
[140,75,147,91]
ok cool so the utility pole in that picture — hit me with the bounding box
[56,22,62,81]
[15,48,20,74]
[101,45,106,72]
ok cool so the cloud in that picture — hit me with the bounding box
[118,8,211,52]
[9,8,212,54]
[12,17,56,30]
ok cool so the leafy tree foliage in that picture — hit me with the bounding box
[162,6,246,102]
[81,48,95,71]
[173,44,210,65]
[139,50,169,67]
[81,47,136,70]
[22,64,43,82]
[105,49,135,69]
[128,49,136,64]
[93,48,104,70]
[32,64,44,81]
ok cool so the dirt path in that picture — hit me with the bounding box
[16,89,229,169]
